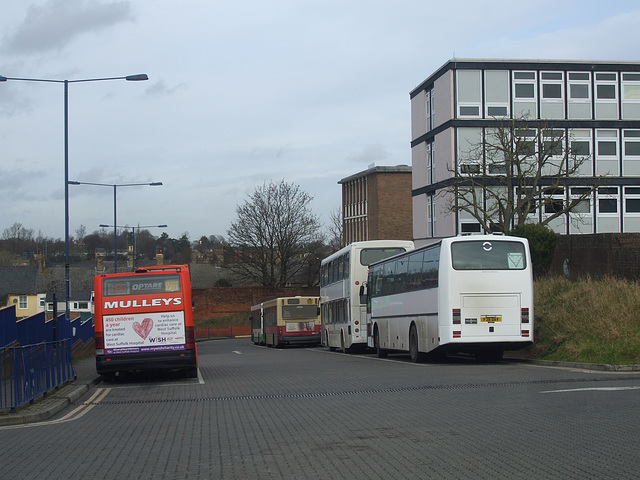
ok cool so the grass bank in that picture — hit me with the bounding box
[523,276,640,365]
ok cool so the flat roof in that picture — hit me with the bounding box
[339,165,411,184]
[411,58,640,97]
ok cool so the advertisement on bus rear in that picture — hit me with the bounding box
[103,311,186,355]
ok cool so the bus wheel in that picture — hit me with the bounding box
[375,329,387,358]
[409,325,426,363]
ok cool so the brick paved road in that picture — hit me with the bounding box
[1,338,640,479]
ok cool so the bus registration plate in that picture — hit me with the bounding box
[481,315,502,323]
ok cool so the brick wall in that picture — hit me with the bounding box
[370,171,413,240]
[192,286,320,322]
[549,233,640,280]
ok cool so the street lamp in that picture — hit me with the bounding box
[70,181,163,272]
[0,73,148,330]
[99,224,167,270]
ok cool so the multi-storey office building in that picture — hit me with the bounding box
[410,59,640,246]
[339,164,413,245]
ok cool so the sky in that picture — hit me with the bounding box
[1,0,640,243]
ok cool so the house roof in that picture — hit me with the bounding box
[0,266,39,300]
[45,291,93,302]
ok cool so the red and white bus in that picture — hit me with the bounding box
[261,296,321,347]
[94,264,198,379]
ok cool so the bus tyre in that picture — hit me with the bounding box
[409,325,426,363]
[374,329,387,358]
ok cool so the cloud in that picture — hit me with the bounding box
[347,144,392,165]
[145,80,185,97]
[1,0,134,54]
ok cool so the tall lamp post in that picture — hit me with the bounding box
[70,181,163,272]
[99,224,167,270]
[0,73,148,330]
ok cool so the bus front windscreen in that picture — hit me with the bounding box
[451,240,527,270]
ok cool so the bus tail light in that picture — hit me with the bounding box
[186,326,196,349]
[521,307,530,323]
[452,309,461,325]
[453,330,462,338]
[95,331,104,355]
[521,330,530,337]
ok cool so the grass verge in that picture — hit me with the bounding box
[521,276,640,365]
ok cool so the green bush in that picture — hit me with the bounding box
[510,224,556,278]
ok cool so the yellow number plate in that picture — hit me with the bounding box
[481,315,502,323]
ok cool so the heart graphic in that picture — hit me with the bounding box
[132,317,154,340]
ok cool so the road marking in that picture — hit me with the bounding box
[0,387,111,430]
[232,350,243,355]
[541,386,640,394]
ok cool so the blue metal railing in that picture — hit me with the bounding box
[0,340,76,413]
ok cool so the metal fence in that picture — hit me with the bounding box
[1,339,76,413]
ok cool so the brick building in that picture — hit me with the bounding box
[339,164,413,245]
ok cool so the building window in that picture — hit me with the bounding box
[513,71,537,117]
[597,187,619,214]
[457,70,482,118]
[426,142,435,184]
[485,70,509,118]
[596,186,620,233]
[425,89,431,131]
[568,72,591,119]
[624,187,640,213]
[457,127,482,174]
[540,72,564,119]
[622,73,640,119]
[19,295,28,309]
[595,72,618,119]
[595,129,619,176]
[569,129,592,176]
[427,194,436,238]
[623,129,640,175]
[543,188,565,214]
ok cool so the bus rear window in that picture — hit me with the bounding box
[282,305,318,320]
[103,274,182,296]
[360,248,407,266]
[451,240,526,270]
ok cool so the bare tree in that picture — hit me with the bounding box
[75,225,87,246]
[327,206,343,251]
[227,180,322,287]
[445,118,603,233]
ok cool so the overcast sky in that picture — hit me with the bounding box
[1,0,640,242]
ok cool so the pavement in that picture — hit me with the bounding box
[0,355,102,427]
[2,351,639,427]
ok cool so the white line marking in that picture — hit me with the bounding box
[0,387,111,430]
[541,386,640,394]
